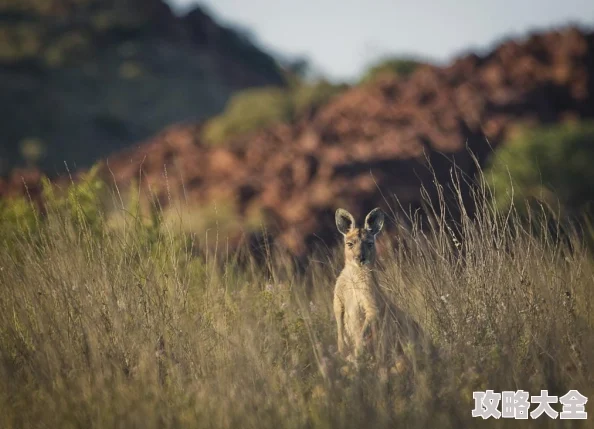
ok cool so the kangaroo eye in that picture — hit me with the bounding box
[347,242,354,248]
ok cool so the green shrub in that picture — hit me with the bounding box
[43,31,91,67]
[360,57,424,84]
[0,0,57,15]
[486,121,594,216]
[0,23,43,62]
[203,87,292,144]
[0,0,153,67]
[40,164,107,234]
[0,196,39,241]
[291,80,345,116]
[0,164,108,253]
[203,82,346,145]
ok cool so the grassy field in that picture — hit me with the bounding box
[0,172,593,428]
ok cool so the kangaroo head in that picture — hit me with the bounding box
[335,207,384,267]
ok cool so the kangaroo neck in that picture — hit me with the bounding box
[345,262,377,282]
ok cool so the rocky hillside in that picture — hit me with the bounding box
[0,0,285,175]
[3,27,594,256]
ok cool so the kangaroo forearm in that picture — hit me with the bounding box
[360,315,377,340]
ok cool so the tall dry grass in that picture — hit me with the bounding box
[0,168,593,429]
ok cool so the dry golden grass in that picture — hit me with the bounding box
[1,171,593,428]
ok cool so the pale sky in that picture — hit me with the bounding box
[168,0,594,82]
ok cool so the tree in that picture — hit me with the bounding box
[486,121,594,217]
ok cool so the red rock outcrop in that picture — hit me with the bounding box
[3,26,594,255]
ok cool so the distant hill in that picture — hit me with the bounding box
[0,0,285,174]
[101,27,594,255]
[2,26,593,257]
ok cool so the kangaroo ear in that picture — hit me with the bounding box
[335,208,355,236]
[364,208,384,236]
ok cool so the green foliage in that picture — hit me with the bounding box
[486,121,594,216]
[0,23,43,62]
[0,165,107,252]
[42,164,106,233]
[0,0,58,15]
[1,0,154,21]
[203,81,345,145]
[203,87,292,144]
[291,80,346,115]
[19,137,46,165]
[0,196,38,239]
[0,0,160,67]
[360,57,425,84]
[43,31,91,67]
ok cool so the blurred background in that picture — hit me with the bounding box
[1,0,594,254]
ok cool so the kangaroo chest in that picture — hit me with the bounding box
[338,271,382,344]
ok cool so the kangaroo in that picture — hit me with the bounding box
[333,207,424,369]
